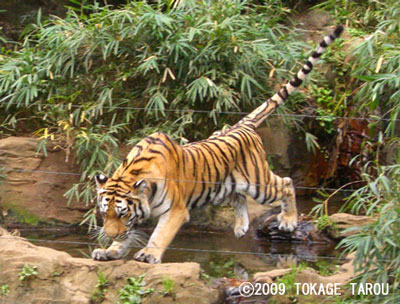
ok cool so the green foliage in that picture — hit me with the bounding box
[311,85,336,135]
[351,6,400,136]
[19,264,38,281]
[315,214,334,231]
[0,0,304,221]
[276,263,308,295]
[316,0,400,137]
[161,276,175,297]
[314,260,338,276]
[118,275,154,304]
[90,271,109,304]
[339,162,400,302]
[0,285,9,297]
[312,0,387,28]
[208,257,235,278]
[304,132,320,154]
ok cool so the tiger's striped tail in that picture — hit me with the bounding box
[237,25,344,129]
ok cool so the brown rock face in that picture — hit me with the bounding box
[0,227,220,304]
[0,137,88,225]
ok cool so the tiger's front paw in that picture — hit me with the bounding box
[92,248,125,261]
[134,247,162,264]
[234,222,249,238]
[277,213,298,232]
[92,248,109,261]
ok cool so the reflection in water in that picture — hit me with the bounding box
[21,227,342,276]
[18,195,345,276]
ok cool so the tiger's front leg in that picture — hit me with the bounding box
[134,204,189,264]
[92,239,132,261]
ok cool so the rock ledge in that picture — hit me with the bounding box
[0,227,220,304]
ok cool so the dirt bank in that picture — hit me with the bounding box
[0,227,221,304]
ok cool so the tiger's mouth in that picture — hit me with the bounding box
[93,225,147,246]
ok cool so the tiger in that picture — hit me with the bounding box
[92,25,344,264]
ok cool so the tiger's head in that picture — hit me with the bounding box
[94,174,151,240]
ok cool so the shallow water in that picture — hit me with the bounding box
[18,196,344,277]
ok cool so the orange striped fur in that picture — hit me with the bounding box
[92,26,344,264]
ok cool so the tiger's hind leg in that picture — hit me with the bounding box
[258,168,298,232]
[276,176,298,232]
[231,194,249,238]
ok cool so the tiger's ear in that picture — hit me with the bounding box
[133,179,147,193]
[94,174,108,189]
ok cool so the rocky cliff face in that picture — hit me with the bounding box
[0,137,88,225]
[0,227,221,304]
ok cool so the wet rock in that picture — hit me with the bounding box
[256,208,332,244]
[257,208,375,243]
[0,137,88,225]
[0,227,221,304]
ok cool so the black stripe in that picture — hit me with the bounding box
[198,148,212,181]
[149,183,157,203]
[130,169,142,175]
[329,34,336,41]
[269,98,278,107]
[163,134,179,159]
[145,137,155,144]
[133,156,156,163]
[190,181,206,209]
[301,67,311,75]
[268,184,277,204]
[213,181,222,202]
[148,149,166,159]
[158,206,171,216]
[138,203,144,218]
[311,51,322,59]
[207,141,230,164]
[186,186,197,207]
[230,174,236,193]
[282,86,289,99]
[204,187,212,204]
[305,61,313,70]
[277,91,285,101]
[201,144,221,181]
[227,133,249,177]
[186,149,197,176]
[182,149,186,168]
[154,189,168,209]
[334,25,344,37]
[320,40,328,48]
[290,75,302,87]
[214,138,237,160]
[148,137,173,154]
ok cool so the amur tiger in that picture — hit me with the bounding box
[92,25,344,264]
